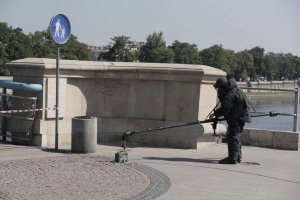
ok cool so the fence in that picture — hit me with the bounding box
[0,91,38,144]
[240,87,300,132]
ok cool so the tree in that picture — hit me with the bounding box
[143,47,174,63]
[60,35,90,60]
[170,40,201,64]
[199,44,236,75]
[277,53,298,80]
[235,50,255,80]
[144,31,166,49]
[139,31,174,63]
[0,43,8,73]
[263,53,278,81]
[293,56,300,78]
[249,46,265,77]
[0,23,15,73]
[30,30,56,58]
[0,23,33,74]
[5,27,33,61]
[103,36,138,62]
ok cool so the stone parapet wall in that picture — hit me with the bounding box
[242,128,299,151]
[6,58,227,148]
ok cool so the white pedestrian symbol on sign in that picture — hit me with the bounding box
[54,19,62,37]
[61,26,65,38]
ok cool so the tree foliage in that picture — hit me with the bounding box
[29,30,56,58]
[170,40,201,64]
[139,32,174,63]
[60,35,90,60]
[0,23,32,65]
[102,36,138,62]
[250,47,265,74]
[235,50,254,80]
[199,44,236,76]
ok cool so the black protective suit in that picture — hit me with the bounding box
[214,78,251,163]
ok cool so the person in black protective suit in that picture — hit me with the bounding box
[211,77,251,164]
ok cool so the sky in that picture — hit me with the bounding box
[0,0,299,56]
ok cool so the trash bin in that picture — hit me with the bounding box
[71,116,97,153]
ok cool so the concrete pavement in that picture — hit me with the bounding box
[0,142,299,200]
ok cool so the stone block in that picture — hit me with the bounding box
[158,121,201,137]
[97,132,113,142]
[248,129,274,148]
[273,131,299,151]
[46,133,71,147]
[127,118,158,133]
[40,134,48,147]
[98,117,128,133]
[165,82,199,122]
[132,133,156,145]
[104,80,131,117]
[83,79,131,118]
[155,135,168,146]
[46,120,72,136]
[65,79,87,118]
[46,78,66,118]
[198,83,218,120]
[129,80,165,119]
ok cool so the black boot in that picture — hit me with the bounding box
[219,157,237,164]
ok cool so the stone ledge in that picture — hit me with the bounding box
[242,128,299,151]
[7,58,225,82]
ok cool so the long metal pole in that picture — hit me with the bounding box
[293,88,299,132]
[55,45,60,151]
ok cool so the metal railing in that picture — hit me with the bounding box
[0,92,37,143]
[240,87,300,132]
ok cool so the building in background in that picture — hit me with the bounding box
[88,46,109,61]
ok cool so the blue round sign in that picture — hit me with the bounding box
[50,14,71,44]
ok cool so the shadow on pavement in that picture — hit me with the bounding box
[143,156,220,164]
[0,142,40,150]
[41,148,72,154]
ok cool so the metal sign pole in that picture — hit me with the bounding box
[293,88,299,132]
[55,44,60,151]
[49,14,71,151]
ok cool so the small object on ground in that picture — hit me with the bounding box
[115,151,128,163]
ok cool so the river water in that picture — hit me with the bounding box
[245,95,299,131]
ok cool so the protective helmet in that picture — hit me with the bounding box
[213,76,228,89]
[227,78,237,89]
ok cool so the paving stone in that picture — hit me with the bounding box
[0,154,170,200]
